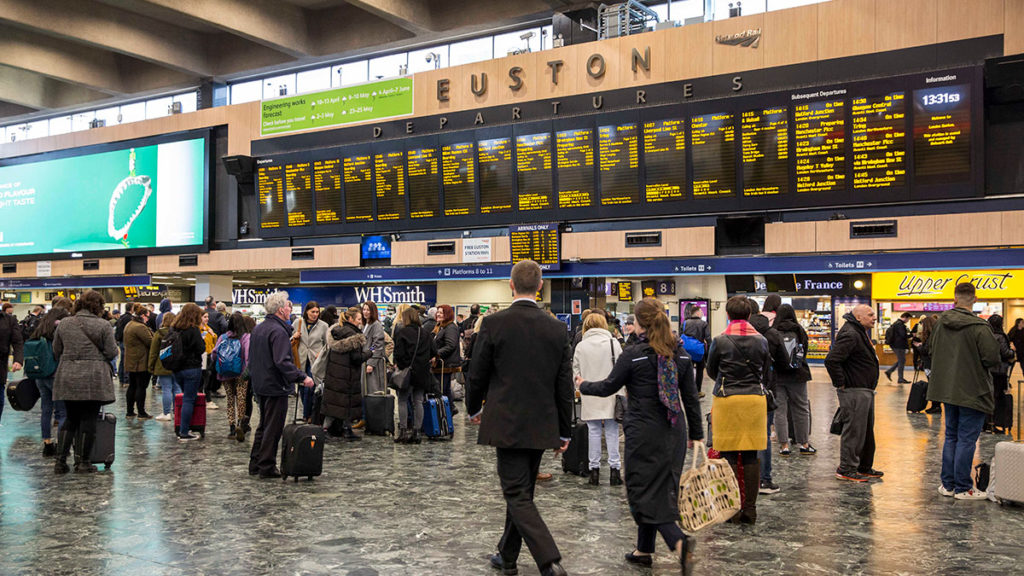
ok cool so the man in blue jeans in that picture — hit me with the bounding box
[926,282,1002,500]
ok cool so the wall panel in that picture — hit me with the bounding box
[147,244,359,274]
[875,0,937,52]
[818,0,876,60]
[712,13,766,75]
[764,4,819,68]
[936,0,1004,43]
[765,221,816,253]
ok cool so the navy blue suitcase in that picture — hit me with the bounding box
[422,394,453,439]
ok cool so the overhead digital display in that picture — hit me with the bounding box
[406,147,440,219]
[253,68,980,238]
[556,128,595,209]
[374,150,406,221]
[343,154,374,222]
[741,107,788,196]
[510,223,560,270]
[643,118,686,202]
[478,137,514,214]
[913,84,971,185]
[795,99,845,193]
[517,133,553,211]
[313,159,342,224]
[0,134,207,257]
[441,142,475,216]
[690,113,735,197]
[852,92,906,189]
[284,162,313,227]
[599,123,640,205]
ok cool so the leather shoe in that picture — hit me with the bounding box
[536,472,553,482]
[624,551,653,566]
[540,562,567,576]
[259,468,282,479]
[490,553,518,575]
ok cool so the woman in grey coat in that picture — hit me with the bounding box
[292,301,328,422]
[360,301,387,396]
[52,291,118,474]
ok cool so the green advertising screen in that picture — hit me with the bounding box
[0,135,207,258]
[261,77,414,136]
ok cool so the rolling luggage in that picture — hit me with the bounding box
[906,377,928,413]
[991,381,1024,504]
[174,392,207,437]
[561,397,589,476]
[363,360,395,436]
[6,378,39,411]
[90,410,117,470]
[993,392,1013,432]
[422,394,454,439]
[281,392,324,482]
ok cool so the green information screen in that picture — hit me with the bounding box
[261,77,414,136]
[0,136,206,257]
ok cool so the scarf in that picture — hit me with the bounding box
[657,354,683,426]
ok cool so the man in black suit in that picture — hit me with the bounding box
[468,260,573,576]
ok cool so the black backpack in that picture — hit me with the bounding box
[19,314,40,341]
[158,329,186,372]
[884,324,896,347]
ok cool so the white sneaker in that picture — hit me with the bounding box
[954,489,988,500]
[938,485,954,497]
[154,414,172,421]
[207,402,219,410]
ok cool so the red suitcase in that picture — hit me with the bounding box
[174,392,207,437]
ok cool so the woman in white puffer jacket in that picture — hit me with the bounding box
[572,312,626,486]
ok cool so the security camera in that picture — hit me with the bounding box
[520,31,535,41]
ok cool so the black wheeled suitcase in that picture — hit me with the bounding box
[561,398,589,476]
[907,380,928,413]
[6,378,39,411]
[281,393,324,482]
[362,361,395,436]
[994,392,1014,431]
[90,411,116,470]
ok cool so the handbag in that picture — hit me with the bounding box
[829,407,844,435]
[388,327,420,392]
[678,441,741,532]
[724,335,777,412]
[608,338,628,423]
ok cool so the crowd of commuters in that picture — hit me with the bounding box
[4,265,1022,575]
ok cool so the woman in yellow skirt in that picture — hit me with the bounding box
[705,296,770,524]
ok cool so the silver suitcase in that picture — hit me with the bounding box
[991,381,1024,504]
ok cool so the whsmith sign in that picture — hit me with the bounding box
[232,285,437,307]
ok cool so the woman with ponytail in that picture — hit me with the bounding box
[705,296,771,525]
[576,298,703,575]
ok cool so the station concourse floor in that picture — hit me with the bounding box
[1,367,1022,576]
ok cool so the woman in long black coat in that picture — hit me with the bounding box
[322,307,369,440]
[393,307,437,444]
[577,298,703,575]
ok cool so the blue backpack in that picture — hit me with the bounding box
[215,336,244,378]
[679,320,706,362]
[23,338,57,379]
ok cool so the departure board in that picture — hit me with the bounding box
[852,93,906,189]
[442,142,475,216]
[556,128,595,208]
[343,154,374,222]
[599,123,640,205]
[478,137,514,214]
[285,162,313,227]
[313,159,341,224]
[509,223,560,270]
[617,281,633,301]
[407,147,440,218]
[374,151,406,221]
[517,133,554,211]
[257,164,284,229]
[643,119,685,202]
[741,107,788,196]
[690,113,735,197]
[794,100,845,193]
[913,84,971,184]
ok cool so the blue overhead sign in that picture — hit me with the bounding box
[300,248,1024,284]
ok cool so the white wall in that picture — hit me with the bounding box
[436,279,551,308]
[605,275,729,334]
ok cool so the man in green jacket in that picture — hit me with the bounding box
[926,282,1001,500]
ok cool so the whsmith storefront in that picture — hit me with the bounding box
[872,269,1024,364]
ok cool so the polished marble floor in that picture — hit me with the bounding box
[1,368,1022,575]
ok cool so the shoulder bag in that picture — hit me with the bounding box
[610,338,627,423]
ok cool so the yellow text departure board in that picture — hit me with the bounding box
[442,142,475,216]
[313,159,341,224]
[691,113,736,197]
[374,151,406,221]
[406,147,440,218]
[556,128,595,209]
[478,137,514,214]
[795,100,845,193]
[257,164,284,229]
[643,119,686,202]
[599,123,640,205]
[741,107,788,196]
[516,133,554,211]
[852,92,906,189]
[285,162,313,227]
[343,154,374,222]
